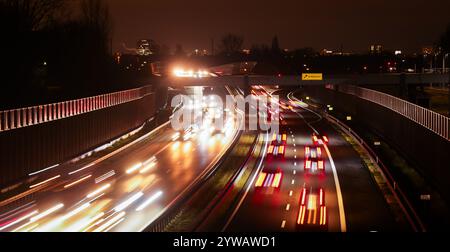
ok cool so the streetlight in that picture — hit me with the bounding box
[443,53,449,73]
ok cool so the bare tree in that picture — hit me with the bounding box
[0,0,66,31]
[80,0,112,54]
[438,23,450,54]
[220,33,244,56]
[81,0,111,32]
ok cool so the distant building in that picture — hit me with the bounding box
[191,49,209,56]
[320,49,334,55]
[421,46,434,55]
[320,48,354,56]
[369,44,383,54]
[136,39,158,56]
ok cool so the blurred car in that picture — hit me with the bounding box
[271,133,287,146]
[312,134,329,145]
[266,144,285,160]
[296,186,327,231]
[304,146,325,174]
[254,167,283,190]
[172,125,197,141]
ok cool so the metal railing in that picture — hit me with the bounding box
[324,113,426,232]
[326,84,450,141]
[0,86,152,133]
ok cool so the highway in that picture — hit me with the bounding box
[204,87,407,232]
[0,91,240,232]
[0,84,410,232]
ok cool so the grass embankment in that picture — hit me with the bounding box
[424,87,449,117]
[164,133,258,231]
[330,109,450,230]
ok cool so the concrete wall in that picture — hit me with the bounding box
[303,86,450,203]
[0,93,156,186]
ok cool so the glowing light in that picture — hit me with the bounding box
[172,132,180,141]
[278,145,285,155]
[95,170,115,184]
[61,203,90,221]
[81,212,105,232]
[126,163,143,174]
[92,211,126,232]
[305,160,311,169]
[0,210,38,231]
[29,175,61,188]
[271,173,282,188]
[135,191,163,211]
[318,160,324,170]
[183,142,192,153]
[140,162,156,174]
[64,175,92,189]
[30,203,64,222]
[267,145,274,154]
[86,184,111,198]
[28,164,59,176]
[255,172,267,187]
[114,192,144,212]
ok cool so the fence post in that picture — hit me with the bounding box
[16,110,21,128]
[10,110,15,129]
[28,107,32,126]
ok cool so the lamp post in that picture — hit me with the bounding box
[443,53,449,73]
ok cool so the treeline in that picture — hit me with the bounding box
[0,0,124,110]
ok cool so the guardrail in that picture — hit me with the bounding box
[326,84,450,141]
[0,86,152,133]
[324,113,426,232]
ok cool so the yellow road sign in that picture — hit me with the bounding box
[302,73,323,81]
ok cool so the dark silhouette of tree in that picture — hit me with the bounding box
[271,36,281,55]
[438,23,450,53]
[0,0,66,31]
[219,33,244,56]
[174,44,185,56]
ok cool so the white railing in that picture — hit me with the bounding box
[326,84,450,141]
[0,86,152,133]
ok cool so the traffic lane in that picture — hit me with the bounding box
[0,126,237,231]
[282,113,341,232]
[288,88,402,230]
[0,125,176,231]
[310,116,403,231]
[223,133,288,232]
[108,132,234,231]
[224,111,341,232]
[0,123,172,209]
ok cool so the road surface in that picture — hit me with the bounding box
[219,87,405,232]
[0,94,239,232]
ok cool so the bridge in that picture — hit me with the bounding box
[168,73,450,86]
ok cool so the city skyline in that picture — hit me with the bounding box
[106,0,450,53]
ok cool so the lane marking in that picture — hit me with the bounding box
[291,179,295,185]
[281,220,286,228]
[323,143,347,232]
[288,90,347,232]
[286,204,290,211]
[68,121,170,175]
[289,190,293,196]
[221,132,270,232]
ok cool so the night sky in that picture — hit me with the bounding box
[106,0,450,54]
